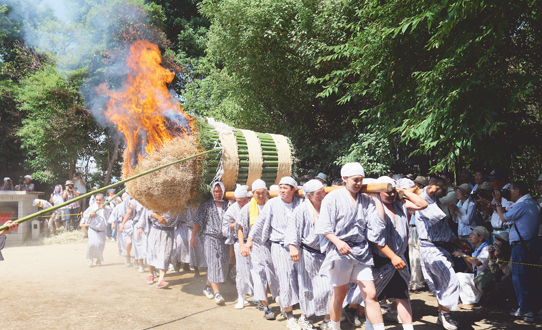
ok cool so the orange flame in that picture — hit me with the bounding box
[97,40,195,176]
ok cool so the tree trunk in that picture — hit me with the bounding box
[104,136,121,186]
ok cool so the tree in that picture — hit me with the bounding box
[313,0,542,178]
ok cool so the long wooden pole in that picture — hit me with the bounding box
[0,148,222,231]
[224,182,393,199]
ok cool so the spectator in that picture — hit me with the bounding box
[32,199,53,237]
[440,171,458,233]
[49,184,65,234]
[472,170,486,195]
[494,181,541,322]
[315,172,328,186]
[488,169,513,242]
[413,175,428,190]
[448,184,477,242]
[1,177,14,191]
[62,180,80,232]
[483,232,515,308]
[459,170,474,189]
[453,226,490,309]
[472,183,494,231]
[16,175,34,192]
[73,172,87,211]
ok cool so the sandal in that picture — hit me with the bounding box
[146,275,154,285]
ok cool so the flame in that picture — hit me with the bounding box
[97,40,195,176]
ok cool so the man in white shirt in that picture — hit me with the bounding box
[453,226,490,309]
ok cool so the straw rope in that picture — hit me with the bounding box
[208,119,239,191]
[240,129,263,188]
[269,133,292,184]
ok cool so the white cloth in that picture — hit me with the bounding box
[279,176,297,189]
[251,179,267,191]
[457,273,482,304]
[340,162,364,178]
[303,179,323,194]
[234,184,248,198]
[73,178,87,194]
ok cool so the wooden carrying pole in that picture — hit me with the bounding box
[224,182,393,199]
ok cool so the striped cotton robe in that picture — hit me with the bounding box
[416,187,459,310]
[249,195,303,308]
[142,211,179,270]
[284,199,332,317]
[238,203,279,301]
[194,199,229,283]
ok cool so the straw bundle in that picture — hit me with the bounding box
[124,117,295,214]
[124,134,202,214]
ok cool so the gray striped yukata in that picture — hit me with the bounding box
[284,200,331,317]
[195,199,229,283]
[416,187,459,310]
[172,207,195,264]
[224,202,253,296]
[108,201,127,254]
[132,200,148,260]
[315,187,377,279]
[143,210,179,270]
[249,196,303,308]
[83,207,110,261]
[121,196,134,243]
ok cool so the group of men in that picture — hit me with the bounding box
[69,162,541,330]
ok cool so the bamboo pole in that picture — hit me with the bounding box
[224,183,393,199]
[0,148,222,231]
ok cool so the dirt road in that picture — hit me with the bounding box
[1,240,539,329]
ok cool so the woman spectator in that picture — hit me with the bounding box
[448,184,477,243]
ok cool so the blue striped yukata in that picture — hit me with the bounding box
[416,187,459,310]
[284,200,331,317]
[223,202,253,297]
[132,200,148,260]
[249,195,303,308]
[142,210,179,270]
[172,206,197,265]
[238,203,279,301]
[108,201,127,254]
[315,187,377,281]
[194,199,229,283]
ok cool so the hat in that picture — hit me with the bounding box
[316,173,327,182]
[269,185,279,191]
[32,199,41,207]
[495,231,510,243]
[279,176,298,190]
[341,162,365,178]
[234,184,248,198]
[376,176,396,188]
[536,174,542,182]
[107,188,115,193]
[303,179,324,195]
[455,183,472,196]
[487,169,507,180]
[251,179,267,191]
[3,177,10,181]
[397,178,415,189]
[24,175,32,180]
[470,226,490,241]
[478,182,493,191]
[65,180,74,185]
[413,176,429,186]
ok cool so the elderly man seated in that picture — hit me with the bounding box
[452,226,490,309]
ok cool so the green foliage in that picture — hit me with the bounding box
[15,66,104,184]
[314,0,542,177]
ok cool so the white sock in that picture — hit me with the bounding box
[402,324,414,330]
[299,316,306,322]
[330,320,341,330]
[372,323,385,330]
[237,293,244,302]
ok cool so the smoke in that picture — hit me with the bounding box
[1,0,171,127]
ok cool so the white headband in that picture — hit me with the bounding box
[279,176,298,190]
[303,179,324,194]
[211,182,225,201]
[234,184,248,198]
[341,162,365,178]
[251,179,267,191]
